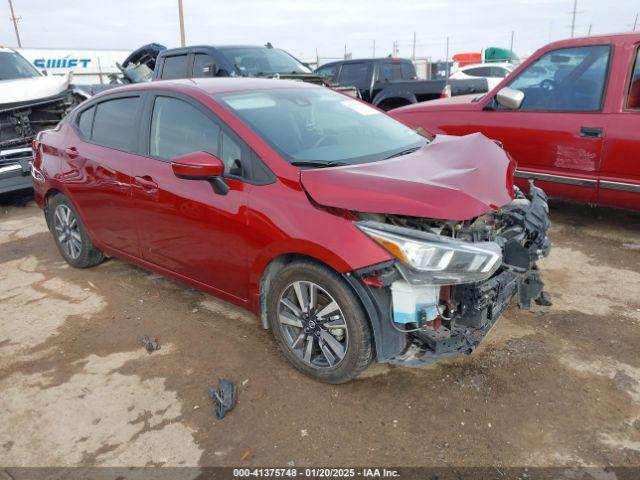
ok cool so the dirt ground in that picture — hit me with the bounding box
[1,189,640,470]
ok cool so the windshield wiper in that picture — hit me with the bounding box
[384,146,421,160]
[290,160,348,168]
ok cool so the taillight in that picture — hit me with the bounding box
[441,84,451,98]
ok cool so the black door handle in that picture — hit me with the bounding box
[580,126,603,138]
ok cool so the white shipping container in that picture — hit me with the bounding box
[16,48,132,85]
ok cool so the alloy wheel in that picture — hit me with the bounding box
[278,281,348,368]
[54,204,82,259]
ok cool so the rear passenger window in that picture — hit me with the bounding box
[150,96,220,160]
[193,54,216,77]
[400,62,416,79]
[379,62,403,81]
[338,63,367,87]
[92,97,139,151]
[465,67,492,77]
[162,55,188,79]
[77,106,95,138]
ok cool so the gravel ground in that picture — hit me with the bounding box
[1,189,639,470]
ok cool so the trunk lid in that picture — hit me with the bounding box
[300,133,515,221]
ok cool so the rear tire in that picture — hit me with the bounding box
[267,260,373,384]
[48,193,105,268]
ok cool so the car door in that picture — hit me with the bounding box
[337,62,373,102]
[159,53,189,80]
[64,95,143,256]
[472,45,612,203]
[598,43,640,210]
[128,92,253,301]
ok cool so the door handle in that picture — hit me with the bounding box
[65,146,79,158]
[134,175,158,191]
[580,126,603,138]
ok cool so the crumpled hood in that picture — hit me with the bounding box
[0,74,71,105]
[300,133,515,221]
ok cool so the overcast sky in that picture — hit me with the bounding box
[1,0,637,62]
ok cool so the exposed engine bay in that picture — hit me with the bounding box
[0,90,79,151]
[350,182,551,367]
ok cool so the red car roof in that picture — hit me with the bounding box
[96,77,318,99]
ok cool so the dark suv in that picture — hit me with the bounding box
[152,44,325,84]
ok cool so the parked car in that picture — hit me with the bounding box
[0,47,86,194]
[449,62,515,89]
[389,32,640,211]
[150,43,359,97]
[315,58,446,110]
[32,78,550,383]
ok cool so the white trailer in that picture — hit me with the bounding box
[16,48,131,84]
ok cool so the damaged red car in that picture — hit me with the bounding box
[32,78,550,383]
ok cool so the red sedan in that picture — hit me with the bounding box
[32,78,550,383]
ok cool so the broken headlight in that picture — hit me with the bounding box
[356,221,502,285]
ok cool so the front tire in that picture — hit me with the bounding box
[48,193,105,268]
[267,260,373,383]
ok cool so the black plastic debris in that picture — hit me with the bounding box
[141,335,160,353]
[535,291,553,306]
[209,378,237,419]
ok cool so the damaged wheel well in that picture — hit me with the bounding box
[258,254,370,329]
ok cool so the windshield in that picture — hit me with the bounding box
[217,47,312,76]
[0,51,41,80]
[216,87,426,166]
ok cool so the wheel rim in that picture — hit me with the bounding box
[278,281,348,369]
[54,204,82,260]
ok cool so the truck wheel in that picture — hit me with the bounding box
[267,260,373,384]
[48,194,105,268]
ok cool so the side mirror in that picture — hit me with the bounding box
[171,151,229,195]
[496,87,524,110]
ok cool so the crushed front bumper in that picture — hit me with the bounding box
[345,183,551,368]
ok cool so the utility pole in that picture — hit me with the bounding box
[177,0,186,47]
[315,48,319,68]
[412,32,416,60]
[8,0,22,48]
[633,13,638,31]
[372,39,375,57]
[570,0,577,38]
[509,30,514,52]
[445,36,450,78]
[587,24,592,36]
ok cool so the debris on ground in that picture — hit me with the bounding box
[209,378,237,419]
[141,335,160,353]
[240,448,252,461]
[535,291,553,306]
[622,243,640,250]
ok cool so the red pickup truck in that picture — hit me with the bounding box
[390,32,640,211]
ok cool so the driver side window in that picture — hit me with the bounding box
[507,45,610,112]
